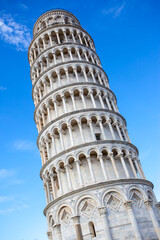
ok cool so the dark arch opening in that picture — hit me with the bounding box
[89,221,96,237]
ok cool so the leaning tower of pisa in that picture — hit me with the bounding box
[28,9,160,240]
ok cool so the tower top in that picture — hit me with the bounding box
[33,9,81,36]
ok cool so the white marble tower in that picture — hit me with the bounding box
[28,9,160,240]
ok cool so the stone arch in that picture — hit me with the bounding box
[75,194,101,216]
[87,147,99,157]
[146,188,157,203]
[40,21,46,30]
[111,145,120,154]
[102,187,127,206]
[48,214,55,228]
[66,155,75,165]
[100,146,110,155]
[128,186,145,205]
[77,151,87,160]
[56,204,74,225]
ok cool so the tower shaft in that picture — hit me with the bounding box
[28,9,160,240]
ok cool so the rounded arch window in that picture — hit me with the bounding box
[40,21,46,29]
[88,221,96,237]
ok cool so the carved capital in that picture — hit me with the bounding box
[86,156,92,162]
[112,121,118,127]
[124,154,130,160]
[115,152,123,159]
[87,119,92,124]
[155,202,160,210]
[71,215,80,224]
[106,118,111,124]
[47,231,52,240]
[97,118,102,123]
[124,200,132,209]
[144,199,153,208]
[107,152,113,159]
[65,163,72,169]
[75,159,82,166]
[98,206,106,215]
[49,173,54,178]
[53,223,61,233]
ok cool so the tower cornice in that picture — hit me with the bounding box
[43,179,153,216]
[33,9,81,36]
[28,24,95,61]
[31,61,108,90]
[40,140,139,179]
[30,43,100,69]
[33,82,117,119]
[36,108,127,146]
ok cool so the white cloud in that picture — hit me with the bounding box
[0,204,28,214]
[0,195,28,214]
[114,2,126,17]
[13,140,35,151]
[8,179,24,185]
[0,196,13,202]
[0,169,24,187]
[0,169,15,179]
[0,208,15,214]
[19,3,28,10]
[0,13,31,51]
[102,6,117,15]
[0,86,7,90]
[102,1,126,18]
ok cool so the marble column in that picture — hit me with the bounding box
[71,92,76,110]
[82,68,88,82]
[144,200,160,239]
[87,157,96,182]
[118,153,130,178]
[90,91,96,108]
[124,200,142,240]
[108,153,119,179]
[98,207,112,240]
[65,164,73,190]
[68,124,74,146]
[57,169,63,195]
[56,32,60,44]
[47,231,52,240]
[51,133,57,155]
[78,122,85,142]
[49,173,56,200]
[107,119,116,140]
[72,216,83,240]
[98,120,106,140]
[80,91,86,108]
[52,224,62,240]
[75,159,84,186]
[44,183,49,204]
[99,155,108,180]
[88,119,95,140]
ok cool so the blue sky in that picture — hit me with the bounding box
[0,0,160,240]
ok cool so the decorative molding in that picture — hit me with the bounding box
[32,60,108,90]
[37,108,126,143]
[33,81,114,111]
[28,23,95,59]
[31,42,101,71]
[40,140,138,177]
[43,179,153,215]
